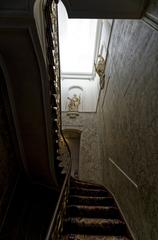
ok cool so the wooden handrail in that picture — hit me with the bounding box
[45,163,71,240]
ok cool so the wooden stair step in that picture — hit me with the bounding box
[71,179,105,190]
[69,195,115,207]
[66,205,121,219]
[64,218,126,235]
[64,234,130,240]
[70,187,110,197]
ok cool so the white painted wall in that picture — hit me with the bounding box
[61,78,100,112]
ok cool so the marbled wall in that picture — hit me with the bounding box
[62,112,103,184]
[97,6,158,240]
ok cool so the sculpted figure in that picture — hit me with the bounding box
[67,94,80,112]
[94,55,106,89]
[94,55,105,78]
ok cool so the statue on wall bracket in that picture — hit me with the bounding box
[67,94,81,118]
[94,55,106,90]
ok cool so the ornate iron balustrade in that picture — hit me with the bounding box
[44,0,71,170]
[45,0,61,129]
[44,1,71,239]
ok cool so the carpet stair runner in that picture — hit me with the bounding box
[63,178,132,240]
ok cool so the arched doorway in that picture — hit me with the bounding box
[63,129,81,178]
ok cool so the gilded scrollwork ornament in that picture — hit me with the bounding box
[94,55,106,89]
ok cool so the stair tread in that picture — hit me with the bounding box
[70,187,109,197]
[64,218,126,236]
[70,187,107,193]
[70,195,113,199]
[71,179,105,190]
[66,205,121,219]
[63,179,130,239]
[65,217,125,226]
[69,195,115,207]
[67,205,118,210]
[64,235,130,240]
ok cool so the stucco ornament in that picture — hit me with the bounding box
[95,55,106,89]
[67,94,80,112]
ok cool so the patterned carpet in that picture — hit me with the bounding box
[63,178,131,240]
[64,235,129,240]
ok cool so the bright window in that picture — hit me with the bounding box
[58,2,97,75]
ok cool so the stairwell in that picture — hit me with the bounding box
[63,178,131,240]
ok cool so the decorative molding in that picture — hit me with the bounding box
[67,112,79,119]
[62,75,92,81]
[62,73,92,78]
[142,12,158,31]
[68,86,83,91]
[62,124,83,128]
[62,111,96,114]
[96,20,114,112]
[109,158,138,189]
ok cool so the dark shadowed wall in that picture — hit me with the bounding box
[0,70,20,229]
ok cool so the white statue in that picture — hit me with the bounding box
[67,94,80,112]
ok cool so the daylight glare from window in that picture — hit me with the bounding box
[58,2,97,75]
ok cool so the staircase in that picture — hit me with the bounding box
[63,178,131,240]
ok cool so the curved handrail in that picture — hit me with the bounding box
[61,132,71,157]
[45,163,71,240]
[55,5,71,158]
